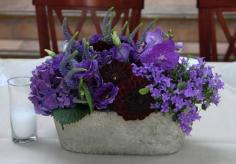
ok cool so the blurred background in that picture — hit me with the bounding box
[0,0,235,60]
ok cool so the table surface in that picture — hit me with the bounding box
[0,58,236,164]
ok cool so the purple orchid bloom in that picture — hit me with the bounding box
[140,39,179,70]
[112,43,133,62]
[93,83,119,109]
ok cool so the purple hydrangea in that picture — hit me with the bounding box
[29,54,74,116]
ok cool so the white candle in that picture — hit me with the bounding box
[11,107,36,139]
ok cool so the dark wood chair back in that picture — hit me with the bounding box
[198,0,236,61]
[33,0,144,57]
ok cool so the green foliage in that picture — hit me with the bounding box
[62,18,72,40]
[79,79,94,113]
[166,29,174,39]
[136,19,158,47]
[120,21,129,35]
[65,32,79,54]
[82,82,94,113]
[112,31,121,46]
[139,87,150,95]
[177,82,187,90]
[203,84,214,101]
[128,23,143,42]
[44,49,56,57]
[101,7,115,41]
[82,38,91,58]
[52,104,90,128]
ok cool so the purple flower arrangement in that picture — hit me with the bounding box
[29,9,223,135]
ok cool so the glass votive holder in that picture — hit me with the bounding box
[8,77,37,143]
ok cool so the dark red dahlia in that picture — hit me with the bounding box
[100,61,133,85]
[92,40,114,52]
[113,76,155,120]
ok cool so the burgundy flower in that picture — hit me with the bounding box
[113,76,155,120]
[100,61,133,85]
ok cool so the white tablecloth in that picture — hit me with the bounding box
[0,58,235,164]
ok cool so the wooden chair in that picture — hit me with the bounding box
[32,0,144,57]
[197,0,236,61]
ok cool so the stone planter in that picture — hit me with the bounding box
[54,111,184,155]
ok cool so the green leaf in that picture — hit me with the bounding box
[65,32,79,54]
[82,82,94,113]
[139,87,150,95]
[111,30,121,46]
[120,21,129,35]
[82,38,90,57]
[177,82,187,90]
[44,49,56,57]
[62,18,72,40]
[52,104,90,127]
[136,18,158,47]
[128,23,143,42]
[166,29,174,39]
[101,8,115,41]
[102,7,114,31]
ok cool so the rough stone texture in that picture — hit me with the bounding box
[54,111,185,155]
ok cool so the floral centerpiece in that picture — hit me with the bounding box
[29,9,223,155]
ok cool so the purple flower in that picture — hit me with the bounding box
[145,27,164,46]
[86,74,102,94]
[132,57,224,135]
[112,43,133,62]
[73,60,98,80]
[93,83,119,109]
[140,40,179,70]
[89,34,102,45]
[29,54,74,116]
[64,59,99,89]
[178,107,201,135]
